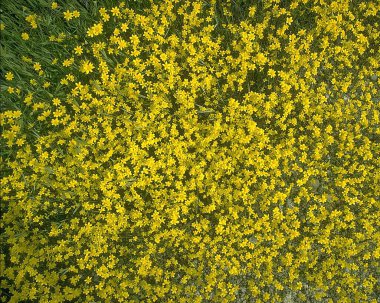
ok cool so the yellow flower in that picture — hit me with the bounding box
[63,10,73,21]
[87,23,103,37]
[72,10,80,18]
[21,56,32,63]
[121,23,128,32]
[5,72,14,81]
[66,74,75,82]
[51,2,58,9]
[74,46,83,55]
[111,7,121,17]
[63,58,74,67]
[256,53,267,66]
[0,23,4,31]
[268,69,276,78]
[60,78,68,85]
[52,98,61,106]
[15,138,25,146]
[33,63,42,71]
[80,60,95,74]
[249,6,256,17]
[21,32,29,40]
[25,14,38,29]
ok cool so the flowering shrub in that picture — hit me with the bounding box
[1,0,379,302]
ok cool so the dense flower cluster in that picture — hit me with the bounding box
[1,0,379,302]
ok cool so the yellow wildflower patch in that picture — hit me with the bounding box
[1,1,379,302]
